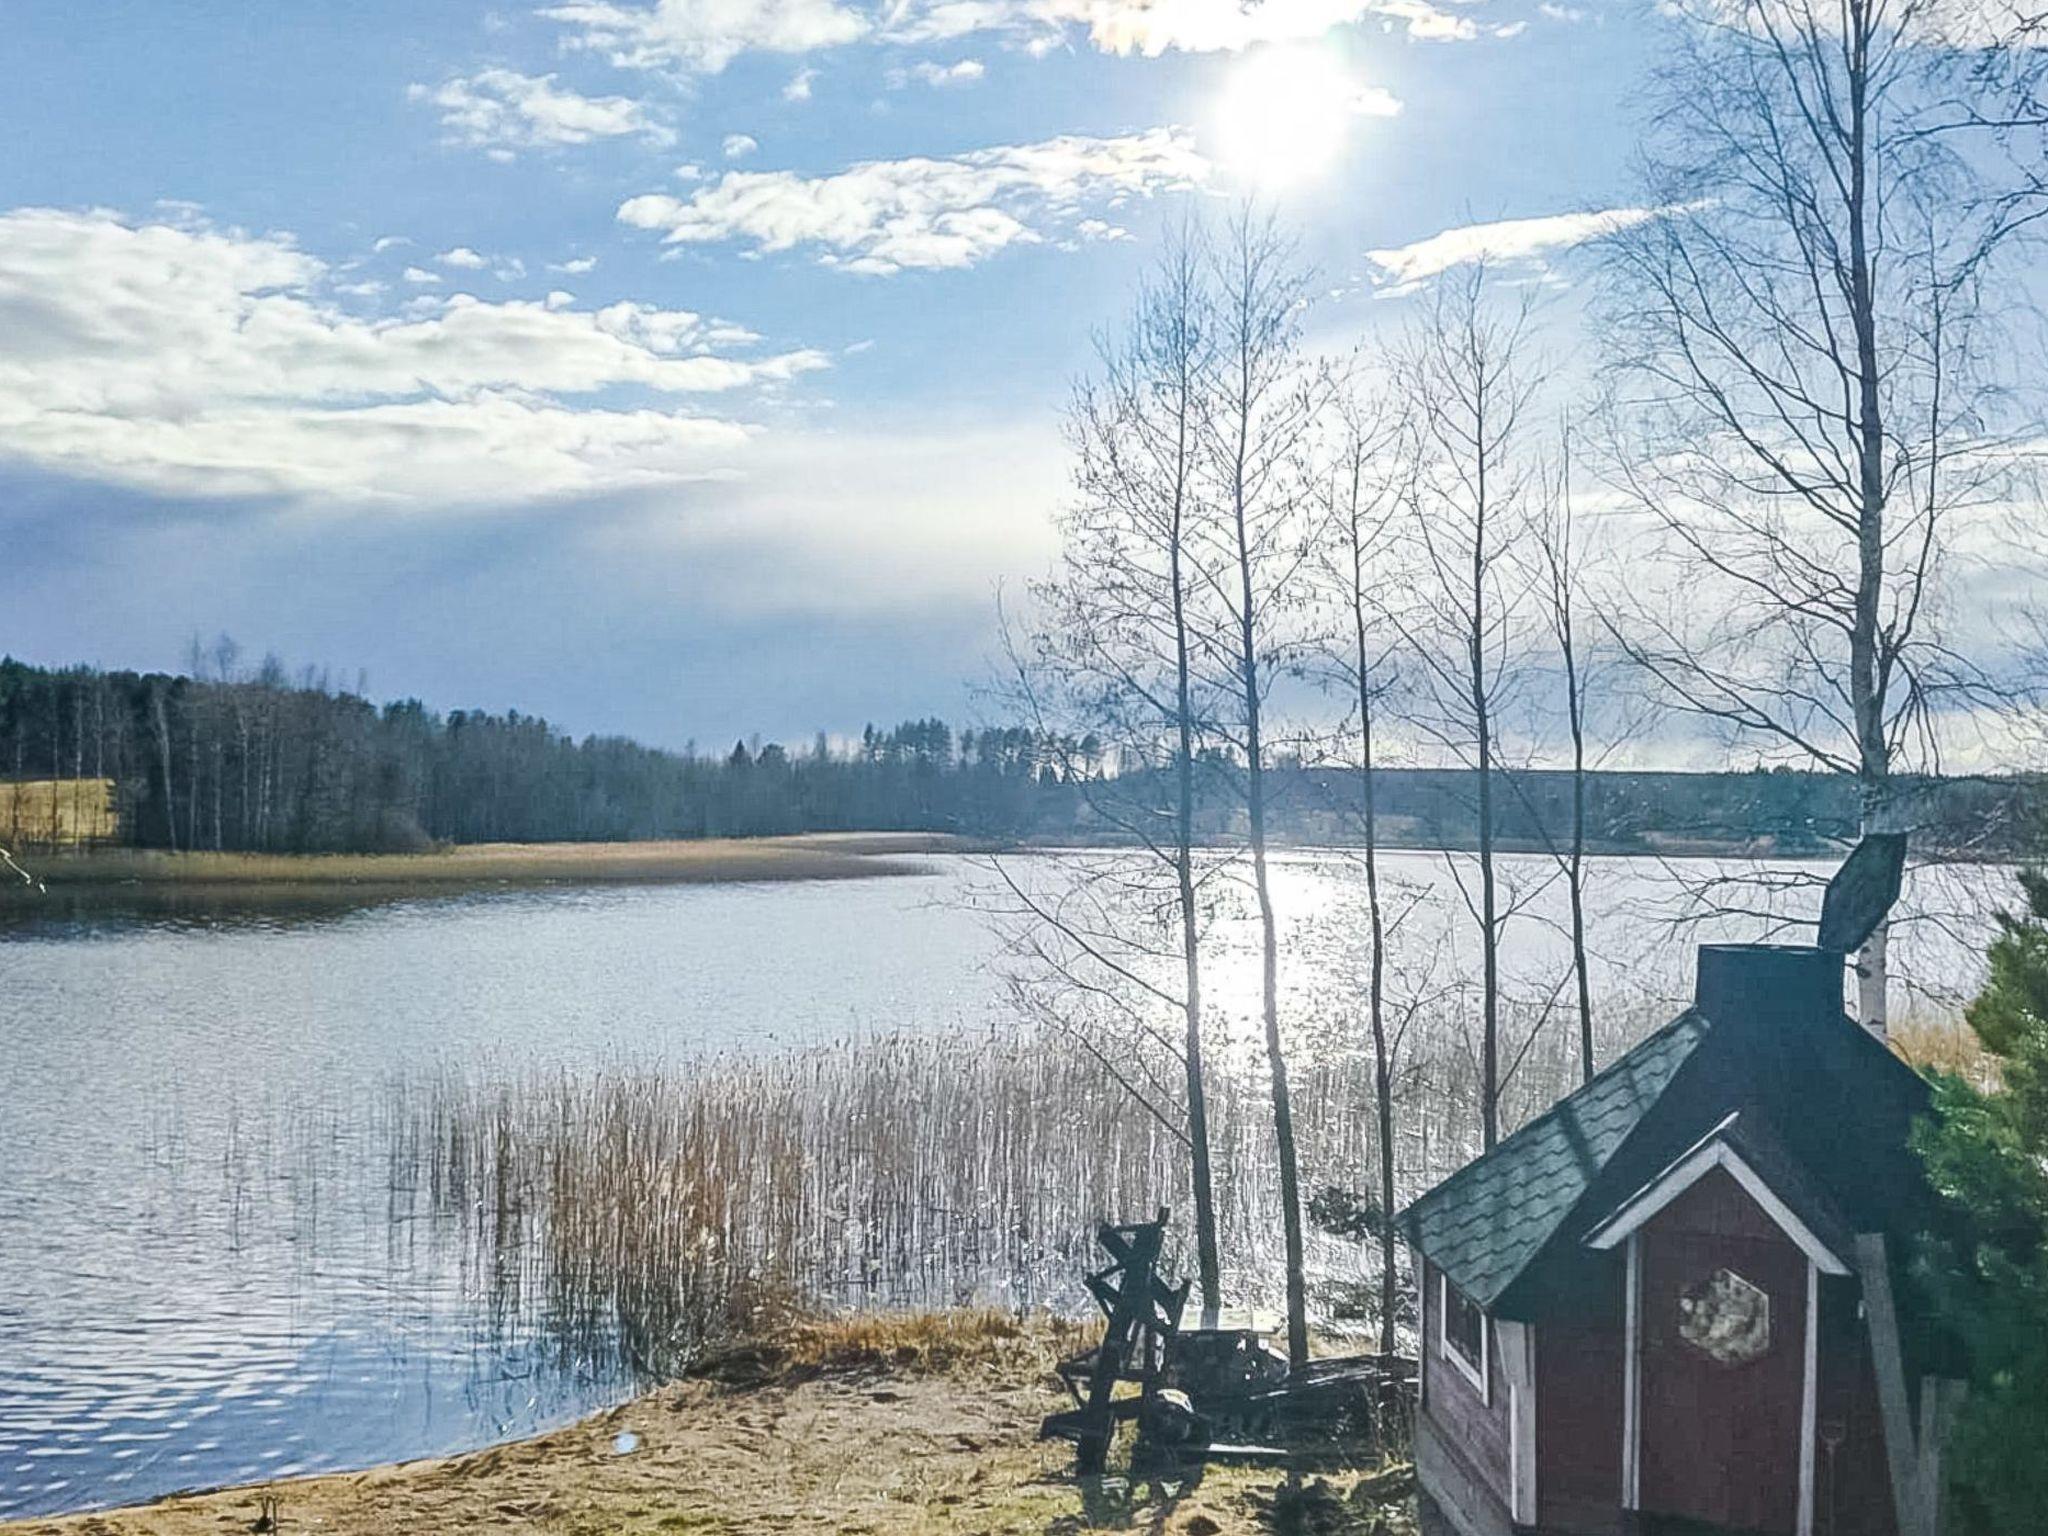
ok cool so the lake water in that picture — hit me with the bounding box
[0,851,2008,1518]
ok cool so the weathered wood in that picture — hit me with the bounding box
[1913,1375,1966,1536]
[1042,1206,1177,1473]
[1857,1232,1925,1536]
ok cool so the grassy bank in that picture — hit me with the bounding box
[0,834,963,902]
[0,1311,1417,1536]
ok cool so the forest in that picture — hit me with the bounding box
[0,654,1067,850]
[0,653,2033,855]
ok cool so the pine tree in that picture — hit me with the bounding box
[1913,869,2048,1534]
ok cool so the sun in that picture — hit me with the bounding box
[1213,45,1382,191]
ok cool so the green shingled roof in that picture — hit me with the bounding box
[1397,1008,1711,1309]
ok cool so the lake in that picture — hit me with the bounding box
[0,850,2008,1518]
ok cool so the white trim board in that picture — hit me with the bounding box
[1621,1233,1641,1511]
[1799,1258,1819,1536]
[1583,1135,1852,1277]
[1497,1319,1538,1526]
[1437,1269,1491,1403]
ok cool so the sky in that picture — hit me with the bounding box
[1,0,1677,749]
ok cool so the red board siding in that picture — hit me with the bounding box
[1536,1255,1626,1534]
[1420,1258,1510,1504]
[1637,1166,1808,1535]
[1815,1274,1899,1536]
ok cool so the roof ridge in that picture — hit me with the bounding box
[1397,1004,1707,1219]
[1397,1004,1713,1308]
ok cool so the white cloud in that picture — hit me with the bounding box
[618,128,1209,273]
[723,132,761,157]
[0,207,830,504]
[403,265,443,284]
[438,245,488,269]
[891,58,987,87]
[591,421,1062,615]
[542,0,870,73]
[784,66,819,99]
[887,0,1493,49]
[372,234,410,253]
[551,254,601,273]
[1366,206,1671,290]
[540,0,1504,69]
[410,68,674,155]
[1351,84,1404,116]
[887,0,1031,40]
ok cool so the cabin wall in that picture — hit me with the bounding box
[1637,1166,1808,1535]
[1418,1256,1512,1535]
[1534,1253,1625,1534]
[1816,1273,1900,1536]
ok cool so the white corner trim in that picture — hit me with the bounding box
[1799,1259,1819,1536]
[1438,1269,1490,1403]
[1584,1137,1852,1277]
[1622,1233,1641,1510]
[1498,1319,1538,1525]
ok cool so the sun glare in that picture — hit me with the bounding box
[1214,45,1379,191]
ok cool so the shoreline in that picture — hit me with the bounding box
[0,1312,1416,1536]
[0,833,973,903]
[4,827,2005,892]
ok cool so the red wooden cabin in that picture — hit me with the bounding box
[1398,941,1955,1536]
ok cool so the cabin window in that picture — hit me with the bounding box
[1439,1271,1489,1398]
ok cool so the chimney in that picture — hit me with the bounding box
[1694,943,1846,1029]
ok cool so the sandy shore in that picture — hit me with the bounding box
[2,1316,1415,1536]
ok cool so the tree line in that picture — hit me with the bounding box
[0,654,1094,852]
[1,651,2029,858]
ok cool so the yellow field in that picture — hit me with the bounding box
[0,779,117,848]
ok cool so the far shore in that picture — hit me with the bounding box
[0,829,2013,912]
[0,833,976,904]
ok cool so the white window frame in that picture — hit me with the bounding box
[1438,1269,1491,1402]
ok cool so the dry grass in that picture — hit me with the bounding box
[0,1308,1418,1536]
[384,1002,1624,1384]
[2,834,959,896]
[1889,1013,2001,1089]
[693,1308,1098,1385]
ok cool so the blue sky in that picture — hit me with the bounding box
[2,0,1660,748]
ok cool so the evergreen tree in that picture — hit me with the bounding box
[1913,869,2048,1534]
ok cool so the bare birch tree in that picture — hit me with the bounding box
[1391,265,1541,1151]
[1199,207,1324,1366]
[1312,388,1412,1351]
[1537,431,1598,1082]
[1599,0,2015,1033]
[1001,225,1228,1308]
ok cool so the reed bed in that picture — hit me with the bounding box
[5,835,948,893]
[386,997,1663,1380]
[1888,1012,2001,1089]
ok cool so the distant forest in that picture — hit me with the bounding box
[0,656,2035,856]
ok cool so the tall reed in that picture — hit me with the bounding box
[390,997,1660,1378]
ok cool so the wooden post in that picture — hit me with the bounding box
[1856,1232,1966,1536]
